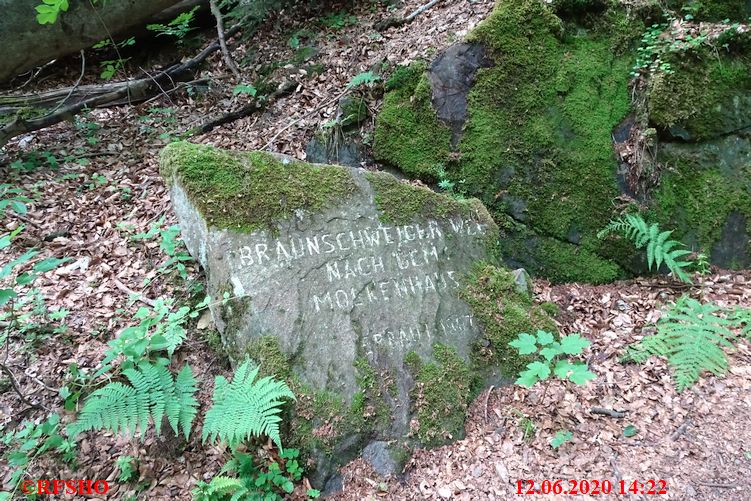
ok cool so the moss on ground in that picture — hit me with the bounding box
[460,263,557,377]
[406,345,471,447]
[372,63,452,180]
[160,141,358,234]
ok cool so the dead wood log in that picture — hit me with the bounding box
[0,28,238,148]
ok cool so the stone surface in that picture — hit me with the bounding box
[428,43,490,147]
[361,441,399,476]
[161,141,504,485]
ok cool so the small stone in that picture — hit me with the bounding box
[471,464,485,478]
[438,487,452,498]
[512,268,533,297]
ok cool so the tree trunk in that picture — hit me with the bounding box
[0,0,187,84]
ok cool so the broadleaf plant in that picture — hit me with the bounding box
[510,330,596,388]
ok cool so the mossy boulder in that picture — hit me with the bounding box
[374,0,635,283]
[373,0,751,282]
[160,141,547,486]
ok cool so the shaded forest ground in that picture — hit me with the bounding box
[1,0,750,499]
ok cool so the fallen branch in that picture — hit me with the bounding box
[696,482,737,489]
[0,362,48,411]
[194,79,296,135]
[375,0,446,31]
[114,279,157,307]
[210,0,241,81]
[0,27,240,148]
[590,407,626,418]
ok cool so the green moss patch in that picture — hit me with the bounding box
[372,63,452,180]
[365,170,496,231]
[648,54,751,141]
[407,345,471,447]
[160,141,358,233]
[460,263,557,377]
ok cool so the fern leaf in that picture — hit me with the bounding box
[174,365,199,440]
[208,476,246,495]
[625,297,738,391]
[202,357,295,450]
[68,362,197,440]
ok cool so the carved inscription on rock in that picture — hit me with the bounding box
[230,216,488,361]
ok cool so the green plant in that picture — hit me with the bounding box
[631,20,710,78]
[0,414,77,498]
[116,455,139,482]
[101,296,210,371]
[202,357,295,450]
[597,213,693,283]
[129,217,193,283]
[233,84,258,97]
[346,71,381,89]
[192,448,320,501]
[624,296,750,391]
[67,362,199,440]
[509,330,596,388]
[9,150,58,172]
[550,430,573,449]
[0,185,30,217]
[321,11,357,30]
[35,0,69,24]
[147,6,199,39]
[693,251,711,275]
[99,58,130,80]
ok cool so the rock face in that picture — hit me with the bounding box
[161,141,545,487]
[373,0,751,283]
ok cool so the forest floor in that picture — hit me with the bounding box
[1,0,750,500]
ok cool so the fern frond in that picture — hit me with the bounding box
[202,357,295,450]
[68,363,198,440]
[625,296,738,391]
[729,306,751,338]
[207,476,247,497]
[598,213,693,283]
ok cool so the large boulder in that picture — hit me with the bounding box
[160,141,552,487]
[373,0,751,283]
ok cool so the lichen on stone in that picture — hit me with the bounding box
[160,141,358,234]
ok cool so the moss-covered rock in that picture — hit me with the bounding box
[648,52,751,141]
[667,0,750,21]
[372,63,452,180]
[160,141,358,233]
[460,263,557,378]
[372,0,751,280]
[374,0,636,283]
[406,345,471,446]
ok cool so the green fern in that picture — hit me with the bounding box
[192,476,248,501]
[597,213,693,283]
[202,358,295,450]
[624,296,739,391]
[728,306,751,339]
[67,363,198,440]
